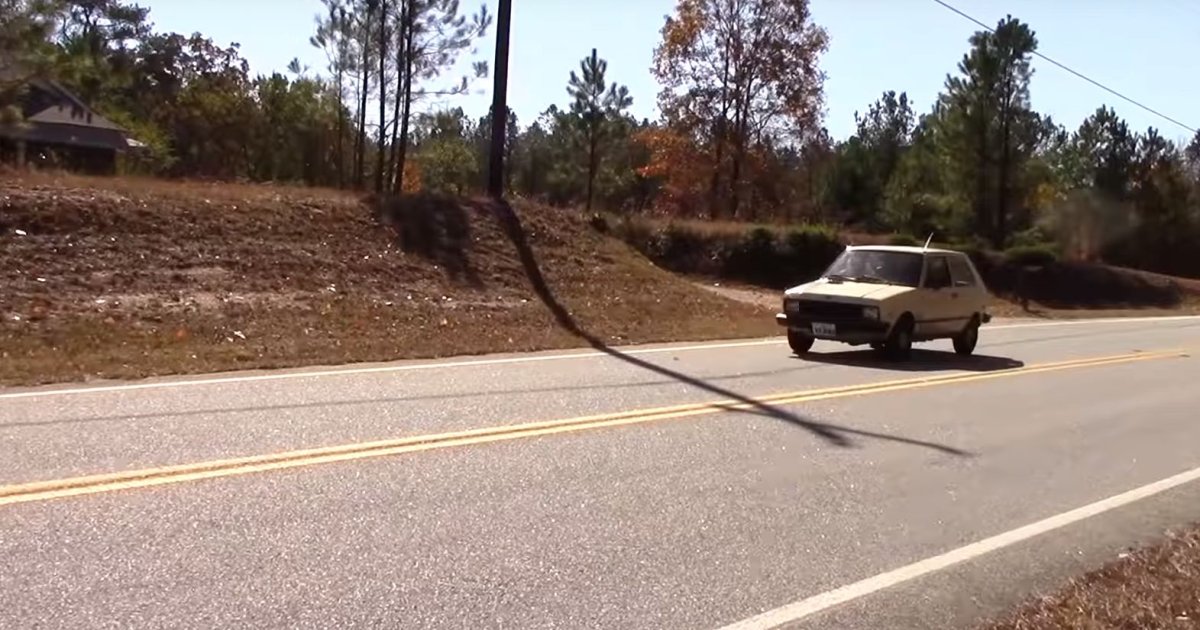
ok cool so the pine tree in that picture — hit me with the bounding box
[941,16,1040,247]
[566,48,631,211]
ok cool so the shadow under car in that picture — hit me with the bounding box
[796,348,1024,372]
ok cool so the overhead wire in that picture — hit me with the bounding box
[930,0,1196,135]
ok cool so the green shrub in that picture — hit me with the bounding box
[658,223,710,271]
[614,218,843,288]
[784,225,843,280]
[1004,244,1059,267]
[724,227,778,278]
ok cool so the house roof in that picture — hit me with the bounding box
[0,78,129,151]
[26,101,124,131]
[25,79,125,131]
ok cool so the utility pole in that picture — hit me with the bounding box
[487,0,513,199]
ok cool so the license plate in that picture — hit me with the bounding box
[811,322,836,338]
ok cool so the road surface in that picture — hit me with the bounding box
[2,316,1200,629]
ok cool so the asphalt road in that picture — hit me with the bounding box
[2,316,1200,629]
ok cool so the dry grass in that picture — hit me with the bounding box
[981,525,1200,629]
[0,175,777,387]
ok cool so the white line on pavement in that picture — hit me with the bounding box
[0,338,782,400]
[2,316,1197,401]
[716,463,1200,630]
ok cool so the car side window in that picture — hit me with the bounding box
[948,256,977,287]
[924,257,952,290]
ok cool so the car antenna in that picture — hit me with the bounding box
[922,232,934,251]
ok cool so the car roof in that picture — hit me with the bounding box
[845,244,962,256]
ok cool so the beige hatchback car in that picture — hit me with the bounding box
[776,245,992,360]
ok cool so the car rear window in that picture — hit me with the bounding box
[948,255,977,287]
[925,257,952,289]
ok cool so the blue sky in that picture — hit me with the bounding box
[142,0,1199,144]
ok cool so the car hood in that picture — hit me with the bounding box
[785,278,914,303]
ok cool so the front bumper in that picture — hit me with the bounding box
[775,313,890,344]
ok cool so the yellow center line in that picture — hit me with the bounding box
[0,349,1188,507]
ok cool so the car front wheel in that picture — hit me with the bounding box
[886,316,914,361]
[788,330,815,355]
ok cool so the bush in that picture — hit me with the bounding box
[1004,244,1059,267]
[613,218,843,289]
[657,222,711,272]
[724,227,779,280]
[784,225,843,281]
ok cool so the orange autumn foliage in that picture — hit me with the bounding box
[400,161,423,193]
[634,125,713,215]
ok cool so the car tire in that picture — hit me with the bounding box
[788,330,814,355]
[885,316,914,361]
[953,316,980,356]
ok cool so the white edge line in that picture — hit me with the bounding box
[3,315,1197,401]
[717,463,1200,630]
[0,338,784,400]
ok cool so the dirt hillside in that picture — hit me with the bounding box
[0,174,777,386]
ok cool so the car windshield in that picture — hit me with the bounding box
[823,250,924,287]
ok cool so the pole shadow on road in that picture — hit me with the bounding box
[489,200,971,458]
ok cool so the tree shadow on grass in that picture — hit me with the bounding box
[373,193,482,286]
[488,199,971,457]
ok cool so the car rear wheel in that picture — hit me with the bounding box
[953,316,980,356]
[885,316,914,361]
[788,330,814,355]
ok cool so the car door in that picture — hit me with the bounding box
[919,255,960,336]
[947,253,986,325]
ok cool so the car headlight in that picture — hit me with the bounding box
[784,299,800,314]
[862,306,880,320]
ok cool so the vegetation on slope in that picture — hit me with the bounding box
[0,174,776,386]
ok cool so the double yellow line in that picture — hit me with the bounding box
[0,349,1185,507]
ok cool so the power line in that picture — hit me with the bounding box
[930,0,1197,135]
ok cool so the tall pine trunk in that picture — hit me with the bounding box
[996,63,1016,249]
[974,108,990,246]
[997,117,1011,248]
[335,64,345,188]
[585,128,598,211]
[374,0,388,193]
[392,0,416,194]
[387,1,407,190]
[355,6,374,189]
[729,89,750,220]
[352,83,363,185]
[709,49,731,219]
